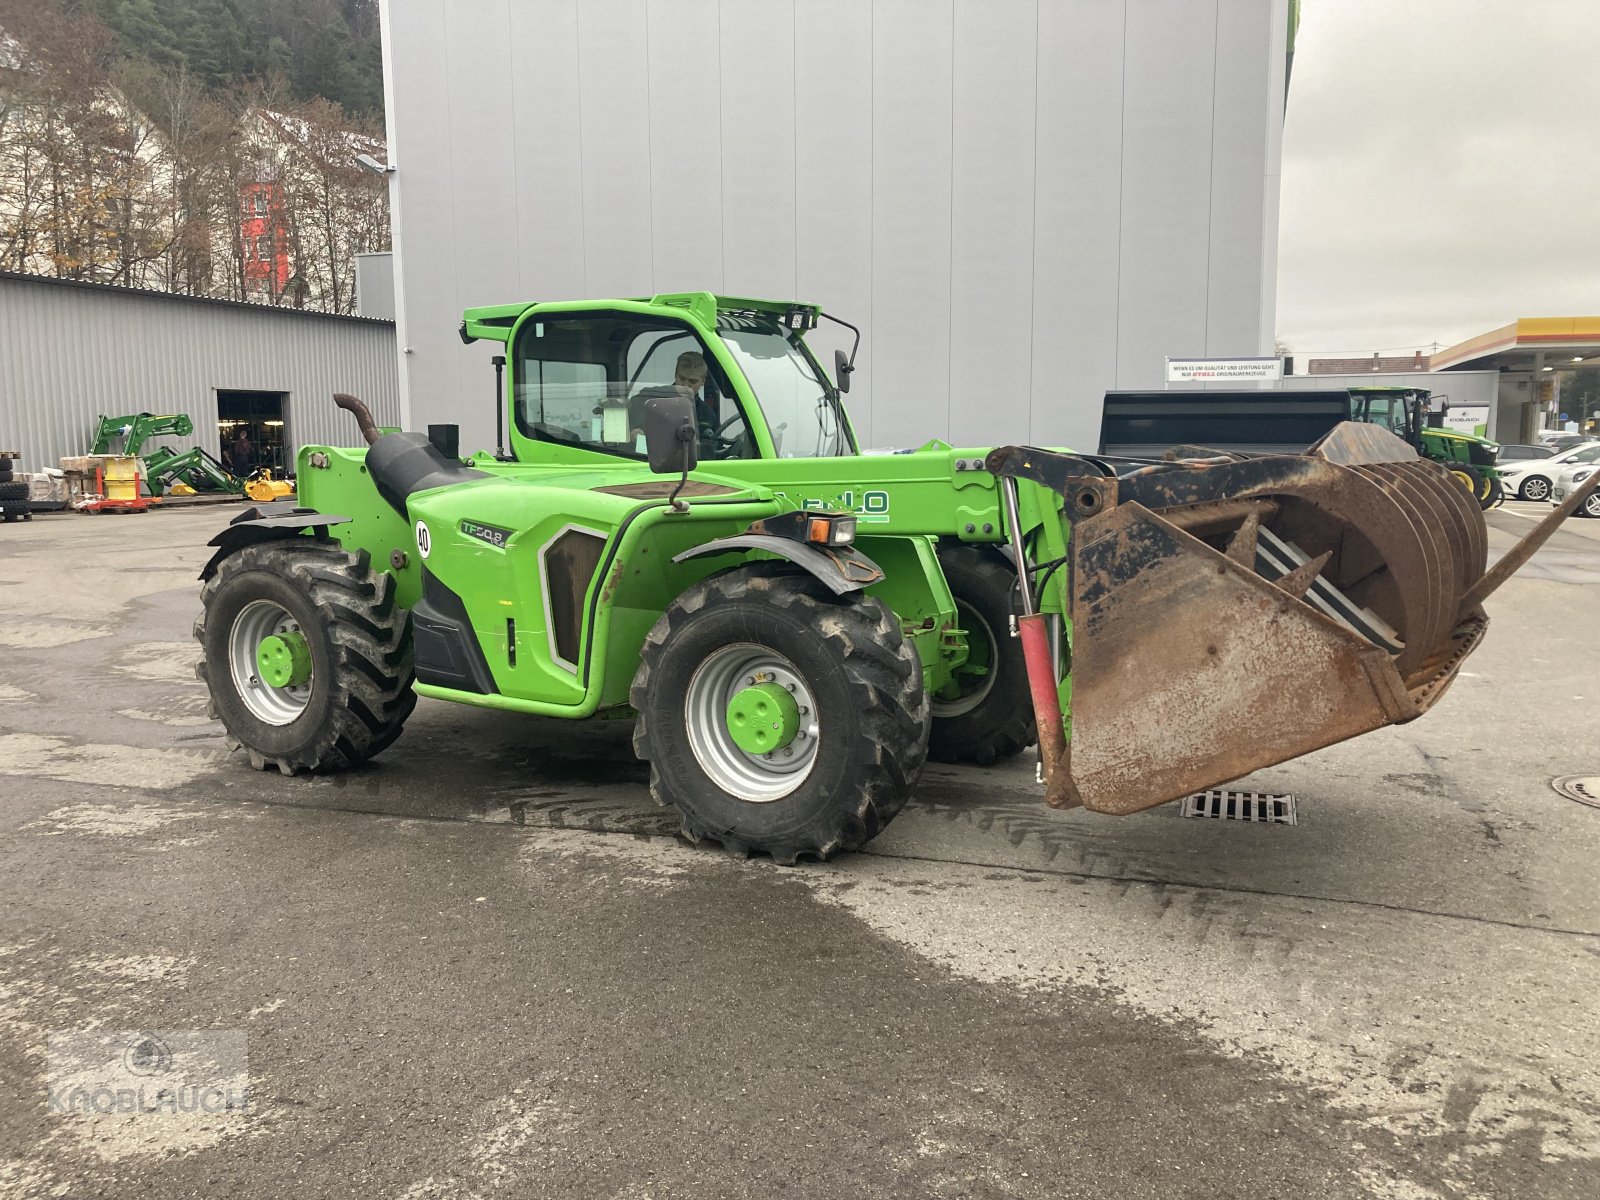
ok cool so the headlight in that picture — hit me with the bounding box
[1575,469,1594,485]
[808,514,856,546]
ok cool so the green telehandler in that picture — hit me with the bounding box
[194,293,1599,864]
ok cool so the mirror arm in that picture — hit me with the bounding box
[667,423,695,513]
[821,311,862,366]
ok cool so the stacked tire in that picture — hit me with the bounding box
[0,454,27,523]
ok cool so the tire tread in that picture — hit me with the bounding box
[195,539,416,774]
[631,566,928,864]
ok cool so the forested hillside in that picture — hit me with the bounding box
[0,0,389,313]
[91,0,383,117]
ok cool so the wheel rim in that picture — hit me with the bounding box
[1449,469,1476,495]
[684,643,819,801]
[931,598,998,719]
[1586,492,1600,517]
[1524,477,1550,501]
[228,599,313,725]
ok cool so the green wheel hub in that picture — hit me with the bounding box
[256,631,312,689]
[725,682,801,755]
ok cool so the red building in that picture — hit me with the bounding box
[239,177,289,299]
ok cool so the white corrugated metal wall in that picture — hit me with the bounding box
[0,272,401,472]
[381,0,1289,455]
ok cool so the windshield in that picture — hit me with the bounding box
[716,314,854,458]
[1354,392,1419,434]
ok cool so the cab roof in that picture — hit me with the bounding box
[459,292,818,344]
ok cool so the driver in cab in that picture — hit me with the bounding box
[631,351,729,449]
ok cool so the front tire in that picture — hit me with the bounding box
[631,566,929,864]
[195,540,416,774]
[928,546,1037,765]
[1520,475,1552,502]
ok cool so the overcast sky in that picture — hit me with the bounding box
[1276,0,1600,358]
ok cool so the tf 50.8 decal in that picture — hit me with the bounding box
[773,489,891,524]
[460,519,513,550]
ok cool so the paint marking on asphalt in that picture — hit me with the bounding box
[111,641,206,685]
[0,621,112,649]
[0,734,219,790]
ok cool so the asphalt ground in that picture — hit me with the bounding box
[1,499,1598,1198]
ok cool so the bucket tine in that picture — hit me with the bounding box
[1460,468,1600,611]
[1224,508,1261,567]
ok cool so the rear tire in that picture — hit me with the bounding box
[928,546,1037,765]
[1520,475,1552,502]
[632,565,929,864]
[195,540,416,774]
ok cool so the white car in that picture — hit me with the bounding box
[1549,462,1600,517]
[1497,441,1600,501]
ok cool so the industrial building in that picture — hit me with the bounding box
[377,0,1294,453]
[0,271,400,473]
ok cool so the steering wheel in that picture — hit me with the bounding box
[698,412,747,459]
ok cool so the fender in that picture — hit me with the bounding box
[199,507,351,581]
[672,534,883,596]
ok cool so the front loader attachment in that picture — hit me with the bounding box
[988,423,1600,815]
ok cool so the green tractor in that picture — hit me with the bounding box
[1346,386,1504,509]
[90,412,243,498]
[194,293,1594,863]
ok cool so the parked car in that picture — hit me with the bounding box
[1545,434,1593,452]
[1497,441,1600,501]
[1497,443,1556,461]
[1550,462,1600,517]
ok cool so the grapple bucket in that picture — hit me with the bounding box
[987,423,1600,815]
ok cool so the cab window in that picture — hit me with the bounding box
[513,313,756,460]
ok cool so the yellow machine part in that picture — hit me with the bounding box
[99,456,142,501]
[244,473,294,502]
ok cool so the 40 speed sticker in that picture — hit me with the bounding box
[414,520,431,559]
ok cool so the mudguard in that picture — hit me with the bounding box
[198,507,350,581]
[672,534,884,596]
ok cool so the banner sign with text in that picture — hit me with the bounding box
[1165,356,1284,383]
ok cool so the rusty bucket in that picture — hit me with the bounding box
[987,424,1596,816]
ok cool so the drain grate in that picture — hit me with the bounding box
[1181,789,1298,824]
[1551,776,1600,810]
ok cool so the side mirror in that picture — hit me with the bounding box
[834,348,854,394]
[641,392,699,476]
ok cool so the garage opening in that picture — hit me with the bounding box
[217,390,289,476]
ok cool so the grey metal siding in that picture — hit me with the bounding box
[0,274,400,472]
[382,0,1287,456]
